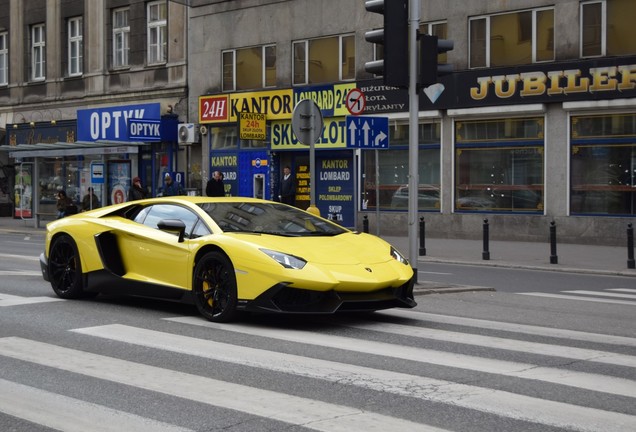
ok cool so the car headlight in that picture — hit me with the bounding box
[391,246,409,265]
[260,249,307,269]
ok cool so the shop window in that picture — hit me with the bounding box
[582,0,636,57]
[469,7,554,68]
[147,1,167,65]
[361,122,440,211]
[113,7,130,68]
[210,126,238,150]
[455,118,545,213]
[0,32,7,85]
[68,17,83,77]
[31,24,45,81]
[571,114,636,215]
[293,34,356,85]
[222,44,276,92]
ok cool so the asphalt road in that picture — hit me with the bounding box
[1,231,635,431]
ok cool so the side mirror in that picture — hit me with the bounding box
[157,219,186,242]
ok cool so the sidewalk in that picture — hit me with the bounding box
[1,216,634,281]
[384,235,636,278]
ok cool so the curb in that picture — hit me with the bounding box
[414,284,495,295]
[417,257,636,277]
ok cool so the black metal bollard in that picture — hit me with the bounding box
[628,223,635,269]
[363,215,369,233]
[419,217,426,256]
[482,218,490,260]
[549,220,558,264]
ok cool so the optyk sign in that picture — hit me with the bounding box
[77,103,161,142]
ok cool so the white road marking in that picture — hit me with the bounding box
[0,337,445,432]
[379,309,636,347]
[0,253,39,261]
[337,319,636,367]
[564,290,636,300]
[71,324,636,432]
[0,378,193,432]
[0,270,43,276]
[0,293,64,306]
[518,292,636,306]
[163,317,636,398]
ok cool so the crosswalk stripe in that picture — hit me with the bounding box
[0,271,43,276]
[518,292,636,306]
[335,319,636,367]
[0,337,445,432]
[564,290,636,300]
[71,324,636,431]
[609,288,636,293]
[378,309,636,347]
[0,378,193,432]
[0,253,39,262]
[164,317,636,398]
[0,293,64,306]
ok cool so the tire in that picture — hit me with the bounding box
[193,251,238,322]
[48,234,85,299]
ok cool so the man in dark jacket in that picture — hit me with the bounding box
[163,173,184,196]
[206,171,225,197]
[128,177,147,201]
[279,166,295,205]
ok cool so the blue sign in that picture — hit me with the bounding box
[128,119,161,141]
[77,103,161,142]
[90,163,105,184]
[345,116,389,149]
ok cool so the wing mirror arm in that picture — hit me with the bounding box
[157,219,187,242]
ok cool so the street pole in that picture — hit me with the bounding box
[408,0,420,277]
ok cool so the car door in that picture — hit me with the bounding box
[118,204,201,289]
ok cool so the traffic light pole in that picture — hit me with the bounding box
[408,0,420,280]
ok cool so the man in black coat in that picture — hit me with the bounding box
[279,166,295,205]
[206,171,225,197]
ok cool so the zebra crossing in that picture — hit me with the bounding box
[1,308,635,431]
[518,288,636,306]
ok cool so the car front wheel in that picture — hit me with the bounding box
[48,234,85,299]
[193,251,238,322]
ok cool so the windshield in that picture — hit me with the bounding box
[198,202,348,236]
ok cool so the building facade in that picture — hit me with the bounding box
[188,0,635,245]
[0,0,191,221]
[2,0,634,245]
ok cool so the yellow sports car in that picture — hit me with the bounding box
[40,196,416,322]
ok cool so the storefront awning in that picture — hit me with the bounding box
[0,140,147,158]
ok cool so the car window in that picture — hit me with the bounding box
[198,202,348,236]
[138,204,202,239]
[191,219,212,238]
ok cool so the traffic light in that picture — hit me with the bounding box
[419,34,454,88]
[364,0,409,88]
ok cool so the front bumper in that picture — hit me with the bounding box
[39,252,50,282]
[239,276,416,314]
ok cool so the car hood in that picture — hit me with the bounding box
[226,232,395,265]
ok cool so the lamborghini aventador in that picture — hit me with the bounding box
[40,197,416,322]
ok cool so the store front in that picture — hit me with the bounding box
[1,103,180,226]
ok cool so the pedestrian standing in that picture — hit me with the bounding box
[56,190,74,218]
[129,177,148,201]
[81,187,101,211]
[206,171,225,197]
[163,173,184,196]
[279,165,295,205]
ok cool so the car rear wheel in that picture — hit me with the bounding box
[193,251,238,322]
[48,234,85,299]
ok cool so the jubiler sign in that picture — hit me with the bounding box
[419,55,636,110]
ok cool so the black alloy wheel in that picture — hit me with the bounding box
[48,234,85,299]
[193,251,238,322]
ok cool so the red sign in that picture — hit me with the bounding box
[346,88,366,115]
[199,95,229,123]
